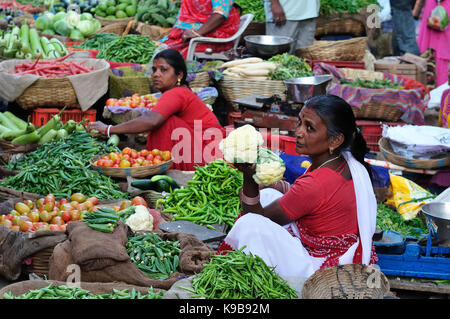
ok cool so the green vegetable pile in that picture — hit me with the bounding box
[3,283,163,299]
[235,0,265,22]
[126,232,181,280]
[188,247,298,299]
[156,159,243,230]
[96,34,158,64]
[268,53,312,81]
[340,78,404,90]
[73,32,119,50]
[319,0,379,17]
[82,207,121,233]
[135,0,180,27]
[376,203,428,238]
[2,131,127,200]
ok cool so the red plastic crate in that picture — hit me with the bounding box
[356,120,406,152]
[31,108,97,127]
[279,135,297,155]
[313,60,365,69]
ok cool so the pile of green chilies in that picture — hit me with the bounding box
[72,33,120,50]
[189,248,298,299]
[156,159,243,229]
[126,232,181,280]
[1,131,127,199]
[2,283,163,299]
[96,34,158,64]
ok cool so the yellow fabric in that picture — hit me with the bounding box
[386,174,435,220]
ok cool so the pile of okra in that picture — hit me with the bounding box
[126,232,181,280]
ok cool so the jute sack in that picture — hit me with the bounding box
[48,226,213,290]
[0,280,164,299]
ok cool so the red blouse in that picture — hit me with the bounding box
[279,164,358,237]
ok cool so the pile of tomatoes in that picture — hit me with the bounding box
[0,193,98,232]
[0,194,153,233]
[93,147,171,168]
[105,93,159,109]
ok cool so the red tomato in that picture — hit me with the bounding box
[154,155,162,161]
[51,216,64,226]
[131,196,148,207]
[122,147,132,156]
[61,211,72,222]
[139,149,150,157]
[130,150,138,159]
[97,160,105,167]
[70,210,81,221]
[151,149,160,157]
[87,197,98,205]
[27,211,40,223]
[103,160,114,167]
[20,221,33,232]
[146,154,154,161]
[161,151,171,161]
[49,224,60,231]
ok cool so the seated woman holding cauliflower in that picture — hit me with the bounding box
[218,95,378,292]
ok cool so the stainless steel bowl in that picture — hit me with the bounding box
[284,75,333,103]
[421,202,450,241]
[244,35,294,59]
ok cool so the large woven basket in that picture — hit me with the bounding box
[96,22,129,35]
[188,72,210,88]
[95,15,134,26]
[218,76,286,110]
[302,264,390,299]
[316,18,366,37]
[296,37,367,62]
[109,66,152,98]
[15,77,81,110]
[91,156,173,179]
[379,137,450,169]
[340,68,406,122]
[29,246,56,278]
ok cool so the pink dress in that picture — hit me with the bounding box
[417,0,450,86]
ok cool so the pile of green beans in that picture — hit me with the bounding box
[1,131,127,199]
[189,247,298,299]
[126,233,181,280]
[72,33,120,50]
[96,34,158,64]
[156,159,243,229]
[2,284,163,299]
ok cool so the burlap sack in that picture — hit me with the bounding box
[67,221,130,271]
[0,279,164,299]
[48,229,213,290]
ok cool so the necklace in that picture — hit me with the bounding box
[316,155,341,170]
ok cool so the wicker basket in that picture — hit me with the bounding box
[91,156,173,179]
[340,68,407,122]
[188,72,210,88]
[96,22,129,35]
[316,18,366,37]
[379,137,450,169]
[109,66,152,98]
[29,246,56,278]
[95,15,134,27]
[15,77,81,110]
[296,37,367,62]
[302,264,390,299]
[218,76,287,110]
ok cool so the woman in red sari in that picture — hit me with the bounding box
[161,0,241,59]
[87,49,225,171]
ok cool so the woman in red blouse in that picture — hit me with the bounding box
[87,49,225,171]
[219,95,378,290]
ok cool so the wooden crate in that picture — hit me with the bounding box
[374,62,427,85]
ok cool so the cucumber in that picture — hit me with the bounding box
[38,129,58,144]
[3,112,28,131]
[11,131,41,145]
[130,179,156,191]
[150,175,179,190]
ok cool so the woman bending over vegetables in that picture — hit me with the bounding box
[160,0,241,59]
[218,95,378,288]
[87,49,225,171]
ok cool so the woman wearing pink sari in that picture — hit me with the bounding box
[417,0,450,86]
[161,0,241,59]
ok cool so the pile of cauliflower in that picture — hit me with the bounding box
[219,124,286,186]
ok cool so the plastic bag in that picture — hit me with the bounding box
[385,174,435,220]
[427,1,449,31]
